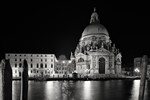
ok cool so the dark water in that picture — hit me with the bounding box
[13,80,150,100]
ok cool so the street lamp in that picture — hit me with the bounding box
[134,68,140,76]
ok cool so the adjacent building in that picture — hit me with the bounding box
[134,57,150,77]
[54,53,76,76]
[5,53,55,78]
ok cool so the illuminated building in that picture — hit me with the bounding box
[74,8,122,75]
[5,53,55,78]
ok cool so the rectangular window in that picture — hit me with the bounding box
[37,64,39,68]
[51,64,53,68]
[15,59,17,61]
[15,70,17,73]
[41,59,43,62]
[19,63,22,68]
[45,64,47,68]
[15,63,17,67]
[31,64,33,68]
[51,59,53,62]
[31,70,32,73]
[31,59,32,62]
[45,59,47,62]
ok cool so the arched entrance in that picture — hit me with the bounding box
[99,58,105,74]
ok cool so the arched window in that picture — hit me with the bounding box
[99,58,105,74]
[78,58,84,62]
[40,63,43,68]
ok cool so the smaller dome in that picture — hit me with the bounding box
[82,23,109,37]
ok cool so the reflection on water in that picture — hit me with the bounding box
[12,80,150,100]
[130,80,140,100]
[83,81,91,100]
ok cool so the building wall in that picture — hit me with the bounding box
[54,60,74,75]
[5,53,55,78]
[75,51,116,75]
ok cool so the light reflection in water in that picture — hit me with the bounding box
[45,81,54,100]
[130,80,140,100]
[83,81,91,100]
[12,80,150,100]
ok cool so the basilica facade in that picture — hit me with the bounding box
[74,8,122,75]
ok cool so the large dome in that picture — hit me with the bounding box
[81,8,109,38]
[82,23,108,37]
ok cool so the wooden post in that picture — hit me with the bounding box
[0,59,12,100]
[20,60,28,100]
[139,55,148,100]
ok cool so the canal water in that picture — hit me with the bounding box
[13,80,150,100]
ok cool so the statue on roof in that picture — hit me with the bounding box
[90,7,100,24]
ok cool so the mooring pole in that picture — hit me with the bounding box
[20,60,28,100]
[0,59,12,100]
[139,55,148,100]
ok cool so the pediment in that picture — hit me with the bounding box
[76,52,86,57]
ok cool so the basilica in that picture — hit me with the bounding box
[74,8,122,75]
[5,8,122,79]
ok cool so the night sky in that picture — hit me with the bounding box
[1,2,150,67]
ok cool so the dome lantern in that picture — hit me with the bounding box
[90,7,100,24]
[81,8,109,38]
